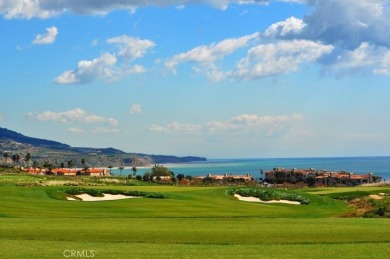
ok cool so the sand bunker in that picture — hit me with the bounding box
[234,194,301,205]
[67,193,142,202]
[369,194,383,200]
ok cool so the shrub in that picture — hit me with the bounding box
[145,192,167,199]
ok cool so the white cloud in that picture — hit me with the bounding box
[148,113,304,136]
[327,42,390,76]
[0,113,4,121]
[54,53,117,84]
[166,33,259,72]
[0,0,58,19]
[55,34,152,84]
[32,26,58,44]
[26,108,119,127]
[232,40,334,80]
[129,104,142,114]
[107,35,155,61]
[264,16,306,38]
[0,1,301,19]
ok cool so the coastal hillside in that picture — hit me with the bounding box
[0,127,206,167]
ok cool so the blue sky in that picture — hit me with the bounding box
[1,0,390,158]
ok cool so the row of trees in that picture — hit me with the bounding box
[3,152,31,168]
[2,152,89,172]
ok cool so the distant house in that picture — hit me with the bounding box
[52,168,77,176]
[22,167,108,176]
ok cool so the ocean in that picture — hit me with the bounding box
[111,156,390,181]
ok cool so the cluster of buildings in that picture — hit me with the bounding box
[264,168,379,186]
[20,165,380,187]
[22,167,109,177]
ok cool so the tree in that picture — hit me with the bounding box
[11,153,20,168]
[67,160,75,168]
[143,172,151,182]
[176,174,185,181]
[151,165,173,177]
[131,166,137,177]
[25,153,32,167]
[3,152,9,163]
[60,162,65,169]
[259,169,264,181]
[32,161,40,172]
[81,158,86,168]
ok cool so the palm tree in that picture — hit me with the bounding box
[132,166,137,177]
[3,152,9,164]
[107,165,113,175]
[12,153,20,168]
[32,161,39,173]
[25,153,32,168]
[67,160,75,168]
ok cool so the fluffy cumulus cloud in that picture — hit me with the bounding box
[166,0,390,80]
[165,33,260,81]
[54,53,118,84]
[165,33,259,73]
[26,108,118,127]
[263,16,306,38]
[263,0,390,76]
[32,26,58,44]
[55,35,154,84]
[147,113,304,136]
[233,40,334,79]
[0,1,300,19]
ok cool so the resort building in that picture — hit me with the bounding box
[264,168,378,186]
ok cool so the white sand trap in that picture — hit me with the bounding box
[67,193,142,202]
[234,194,301,205]
[369,194,383,200]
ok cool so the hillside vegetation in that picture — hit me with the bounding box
[0,127,206,167]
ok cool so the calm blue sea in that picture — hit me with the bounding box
[112,156,390,181]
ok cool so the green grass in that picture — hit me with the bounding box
[1,174,390,258]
